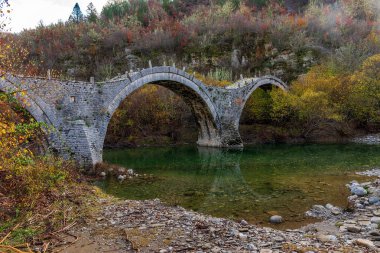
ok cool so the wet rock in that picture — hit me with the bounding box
[325,203,342,215]
[269,215,283,224]
[127,169,134,175]
[100,171,106,177]
[306,205,331,218]
[118,175,127,181]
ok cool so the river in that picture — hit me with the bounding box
[97,144,380,228]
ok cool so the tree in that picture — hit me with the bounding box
[69,3,84,23]
[0,0,10,31]
[86,2,98,23]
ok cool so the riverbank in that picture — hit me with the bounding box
[54,168,380,252]
[103,124,377,149]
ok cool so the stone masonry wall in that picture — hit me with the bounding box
[0,67,287,168]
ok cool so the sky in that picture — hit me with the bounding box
[8,0,108,32]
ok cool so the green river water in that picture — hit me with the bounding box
[98,144,380,229]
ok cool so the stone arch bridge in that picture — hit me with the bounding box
[0,66,287,167]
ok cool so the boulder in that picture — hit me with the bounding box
[269,215,283,224]
[351,186,367,196]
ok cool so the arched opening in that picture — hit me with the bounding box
[104,84,198,147]
[102,74,221,152]
[239,84,284,144]
[0,78,66,158]
[0,90,48,154]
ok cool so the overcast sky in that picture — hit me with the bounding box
[8,0,108,32]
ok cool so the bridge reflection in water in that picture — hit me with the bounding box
[99,144,378,228]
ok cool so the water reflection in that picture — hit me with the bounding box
[100,144,380,228]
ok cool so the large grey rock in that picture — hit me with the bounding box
[269,215,283,224]
[351,186,367,196]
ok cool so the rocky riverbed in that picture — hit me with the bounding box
[61,169,380,252]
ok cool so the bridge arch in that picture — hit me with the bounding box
[241,76,288,110]
[0,76,66,156]
[0,78,56,127]
[235,76,288,140]
[100,68,222,156]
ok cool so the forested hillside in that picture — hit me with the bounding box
[4,0,380,146]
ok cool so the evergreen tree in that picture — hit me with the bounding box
[69,3,84,23]
[86,2,98,23]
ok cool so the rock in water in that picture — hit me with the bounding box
[269,215,283,224]
[118,175,127,181]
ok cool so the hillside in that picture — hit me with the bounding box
[5,0,380,146]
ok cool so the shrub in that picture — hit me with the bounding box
[345,54,380,124]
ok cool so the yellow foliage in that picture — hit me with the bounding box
[269,53,380,134]
[347,54,380,122]
[0,98,71,210]
[192,72,231,87]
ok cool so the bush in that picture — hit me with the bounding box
[345,54,380,124]
[0,96,77,215]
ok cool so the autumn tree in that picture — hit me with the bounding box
[346,54,380,125]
